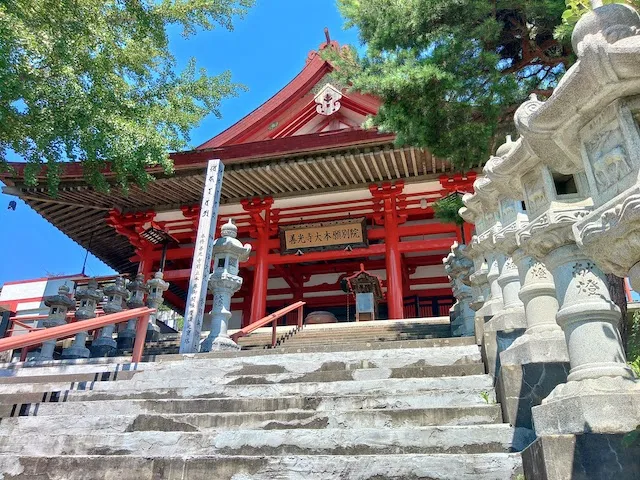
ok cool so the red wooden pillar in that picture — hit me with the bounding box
[137,247,154,277]
[370,182,404,320]
[462,222,474,245]
[242,197,274,324]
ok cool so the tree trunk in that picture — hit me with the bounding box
[606,274,628,354]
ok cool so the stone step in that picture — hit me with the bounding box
[138,336,477,360]
[0,405,504,434]
[0,364,485,403]
[57,374,494,404]
[239,323,451,339]
[0,360,140,377]
[0,345,483,400]
[0,343,481,390]
[141,340,481,367]
[0,453,525,479]
[19,389,498,418]
[0,369,137,385]
[272,337,448,349]
[238,327,452,344]
[0,425,534,456]
[267,333,452,346]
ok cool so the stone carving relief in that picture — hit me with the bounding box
[574,191,640,277]
[504,257,519,271]
[525,174,548,216]
[584,121,631,193]
[572,261,601,296]
[528,259,549,279]
[499,199,517,224]
[515,93,544,133]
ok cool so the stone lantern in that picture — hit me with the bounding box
[117,273,148,350]
[37,284,75,361]
[201,219,251,352]
[62,278,102,359]
[442,243,475,337]
[145,271,169,342]
[90,276,128,357]
[483,136,571,430]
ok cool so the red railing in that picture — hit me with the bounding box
[6,320,45,361]
[231,301,306,347]
[0,307,154,363]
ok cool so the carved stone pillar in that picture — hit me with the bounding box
[532,242,638,434]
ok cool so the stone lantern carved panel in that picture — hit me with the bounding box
[522,167,552,218]
[580,97,640,205]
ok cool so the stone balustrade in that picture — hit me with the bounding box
[449,3,640,476]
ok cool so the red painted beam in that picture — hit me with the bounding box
[369,223,458,240]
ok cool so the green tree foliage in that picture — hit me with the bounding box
[555,1,640,42]
[334,0,573,169]
[433,193,464,226]
[0,0,253,194]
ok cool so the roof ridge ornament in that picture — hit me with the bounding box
[314,83,342,116]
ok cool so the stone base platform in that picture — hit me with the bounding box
[522,433,640,480]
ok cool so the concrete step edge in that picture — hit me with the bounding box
[0,405,505,431]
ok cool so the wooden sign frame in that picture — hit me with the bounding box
[279,217,368,255]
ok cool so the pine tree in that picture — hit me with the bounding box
[334,0,572,169]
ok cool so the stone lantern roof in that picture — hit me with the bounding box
[44,284,75,310]
[213,220,252,261]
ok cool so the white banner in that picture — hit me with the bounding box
[179,159,224,353]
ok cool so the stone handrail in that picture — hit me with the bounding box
[231,301,306,347]
[0,306,155,363]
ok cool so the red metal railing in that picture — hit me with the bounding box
[0,307,154,363]
[231,301,306,347]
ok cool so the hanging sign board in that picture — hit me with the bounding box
[179,159,224,354]
[279,217,368,254]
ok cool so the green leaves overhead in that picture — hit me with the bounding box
[335,0,572,169]
[0,0,253,194]
[433,193,465,226]
[555,0,640,42]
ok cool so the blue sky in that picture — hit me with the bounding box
[0,0,360,286]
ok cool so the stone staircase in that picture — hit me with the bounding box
[0,319,533,479]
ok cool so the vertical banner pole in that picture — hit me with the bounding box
[179,159,224,353]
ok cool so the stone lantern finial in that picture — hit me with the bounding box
[221,219,238,238]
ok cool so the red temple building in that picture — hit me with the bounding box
[1,36,476,329]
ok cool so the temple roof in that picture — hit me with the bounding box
[198,36,381,149]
